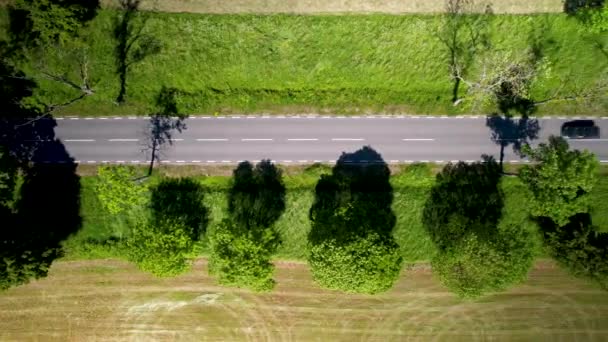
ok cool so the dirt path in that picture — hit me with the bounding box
[102,0,564,14]
[1,258,608,341]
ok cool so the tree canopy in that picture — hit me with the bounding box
[520,136,599,226]
[307,147,402,294]
[424,158,535,298]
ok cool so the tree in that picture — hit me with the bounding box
[208,219,280,292]
[96,165,148,217]
[432,227,535,298]
[308,147,402,294]
[520,136,599,226]
[423,158,535,298]
[6,0,100,120]
[209,160,286,291]
[10,0,99,47]
[126,220,195,277]
[437,0,493,104]
[538,214,608,289]
[455,50,545,114]
[586,3,608,33]
[423,158,503,251]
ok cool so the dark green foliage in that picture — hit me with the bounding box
[126,220,194,277]
[150,178,209,241]
[423,157,503,251]
[538,214,608,289]
[209,160,285,291]
[424,158,535,298]
[564,0,605,14]
[308,147,403,294]
[10,0,99,47]
[228,160,286,229]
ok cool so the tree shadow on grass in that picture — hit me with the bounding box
[114,0,162,103]
[486,114,540,171]
[308,146,395,244]
[228,160,286,230]
[537,213,608,289]
[564,0,605,14]
[422,156,503,251]
[0,119,81,290]
[150,178,209,241]
[0,45,81,290]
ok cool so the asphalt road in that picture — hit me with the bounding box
[32,115,608,164]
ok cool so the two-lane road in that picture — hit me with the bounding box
[34,115,608,164]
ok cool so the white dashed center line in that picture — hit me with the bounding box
[331,138,365,141]
[108,139,139,142]
[65,139,95,142]
[402,138,435,141]
[241,138,274,142]
[287,138,319,141]
[196,138,229,142]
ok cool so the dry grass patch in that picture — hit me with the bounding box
[101,0,563,14]
[1,259,608,341]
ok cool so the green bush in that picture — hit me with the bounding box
[126,221,195,277]
[432,225,536,298]
[539,214,608,289]
[309,233,402,294]
[208,219,280,291]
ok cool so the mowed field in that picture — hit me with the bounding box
[101,0,564,14]
[1,259,607,341]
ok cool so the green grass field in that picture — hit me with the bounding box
[1,258,607,341]
[2,9,606,116]
[64,164,608,263]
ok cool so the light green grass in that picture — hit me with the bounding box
[3,9,606,116]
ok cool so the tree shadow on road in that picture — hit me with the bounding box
[143,86,187,176]
[486,114,540,171]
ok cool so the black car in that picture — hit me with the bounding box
[561,120,600,139]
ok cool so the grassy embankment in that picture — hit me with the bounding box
[1,9,606,116]
[64,164,608,263]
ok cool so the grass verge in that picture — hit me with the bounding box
[2,9,606,116]
[64,164,608,262]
